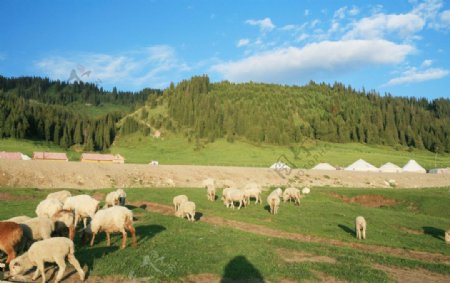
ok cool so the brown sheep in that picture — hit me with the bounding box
[0,222,24,264]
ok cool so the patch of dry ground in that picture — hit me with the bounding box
[373,264,450,283]
[329,192,399,207]
[2,159,450,189]
[0,192,33,201]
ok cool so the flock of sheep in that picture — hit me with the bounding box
[0,188,136,282]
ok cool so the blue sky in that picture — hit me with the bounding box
[0,0,449,99]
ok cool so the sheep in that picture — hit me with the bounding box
[0,222,24,264]
[9,237,84,283]
[46,190,72,203]
[202,178,215,189]
[104,189,127,208]
[51,210,75,241]
[224,189,246,209]
[35,199,63,219]
[282,187,302,205]
[175,201,196,222]
[63,194,99,229]
[445,229,450,244]
[355,216,367,240]
[207,186,216,201]
[6,216,31,223]
[243,183,262,204]
[267,188,282,215]
[19,217,55,242]
[173,195,188,212]
[301,187,311,195]
[221,187,232,203]
[83,206,136,249]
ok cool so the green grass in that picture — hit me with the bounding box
[66,102,131,119]
[0,187,449,282]
[0,138,81,161]
[111,132,450,169]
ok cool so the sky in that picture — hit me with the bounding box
[0,0,449,99]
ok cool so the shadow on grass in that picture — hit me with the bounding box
[136,224,166,244]
[338,224,355,237]
[422,226,445,241]
[195,212,203,221]
[77,246,119,278]
[263,205,271,213]
[221,255,265,283]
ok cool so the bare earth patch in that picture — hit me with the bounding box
[276,249,336,264]
[400,227,424,235]
[0,192,33,201]
[373,264,450,283]
[329,192,399,207]
[180,273,221,283]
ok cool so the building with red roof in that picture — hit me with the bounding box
[80,153,125,164]
[32,152,68,161]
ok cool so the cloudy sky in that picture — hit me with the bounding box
[1,0,449,98]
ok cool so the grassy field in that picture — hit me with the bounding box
[111,133,450,169]
[0,187,449,282]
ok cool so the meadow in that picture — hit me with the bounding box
[0,186,449,282]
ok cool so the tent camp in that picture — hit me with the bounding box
[270,162,290,170]
[379,162,402,173]
[312,163,336,171]
[429,168,450,174]
[402,160,426,173]
[344,159,378,172]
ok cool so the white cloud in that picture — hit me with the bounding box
[245,17,275,32]
[296,33,309,42]
[349,6,360,16]
[212,39,414,83]
[421,59,433,67]
[237,38,250,47]
[35,45,189,90]
[334,7,347,20]
[385,67,449,86]
[304,9,310,17]
[441,10,450,24]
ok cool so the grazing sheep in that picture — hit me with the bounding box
[355,216,367,240]
[104,189,127,208]
[0,222,24,264]
[9,237,84,283]
[63,195,99,229]
[301,187,310,195]
[175,201,196,222]
[282,187,301,205]
[83,206,136,249]
[35,199,63,219]
[116,188,127,206]
[173,195,188,212]
[207,186,216,201]
[51,210,75,241]
[46,190,72,203]
[267,188,282,215]
[445,229,450,244]
[6,216,31,223]
[221,187,232,203]
[20,217,55,241]
[224,189,246,209]
[202,178,216,189]
[243,183,262,204]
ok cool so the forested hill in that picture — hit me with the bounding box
[0,76,161,151]
[155,76,449,153]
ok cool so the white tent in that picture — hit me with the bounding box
[429,168,450,174]
[21,154,31,160]
[345,159,378,172]
[379,162,402,173]
[402,160,426,173]
[312,163,336,171]
[270,162,290,170]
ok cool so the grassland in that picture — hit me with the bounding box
[0,187,449,282]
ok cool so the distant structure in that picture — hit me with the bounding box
[345,159,378,172]
[429,168,450,174]
[270,162,290,170]
[80,153,125,164]
[378,162,402,173]
[312,163,336,171]
[0,151,30,160]
[149,160,159,166]
[32,152,69,161]
[402,160,426,173]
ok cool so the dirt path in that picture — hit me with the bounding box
[133,201,450,265]
[2,159,450,189]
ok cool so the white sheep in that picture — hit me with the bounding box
[221,187,232,204]
[202,178,215,189]
[243,183,262,204]
[175,201,196,222]
[6,216,32,223]
[301,187,311,195]
[19,217,55,241]
[104,189,127,208]
[46,190,72,203]
[207,186,216,201]
[445,229,449,244]
[282,187,302,205]
[9,237,85,283]
[355,216,367,240]
[267,188,282,215]
[224,189,246,209]
[84,206,137,249]
[173,195,188,212]
[51,210,76,241]
[35,198,63,219]
[63,194,99,228]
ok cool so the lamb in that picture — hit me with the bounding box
[175,201,196,222]
[9,237,84,283]
[19,217,55,241]
[445,229,450,244]
[207,186,216,201]
[301,187,311,195]
[243,183,262,204]
[267,188,282,215]
[35,199,63,219]
[282,187,302,205]
[104,189,127,208]
[83,206,137,249]
[46,190,72,203]
[63,194,99,228]
[0,222,24,264]
[51,210,75,241]
[6,216,31,223]
[224,189,246,209]
[173,195,188,212]
[355,216,367,240]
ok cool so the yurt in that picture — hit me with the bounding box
[312,163,336,170]
[428,168,450,174]
[345,159,378,172]
[379,162,402,173]
[402,160,426,173]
